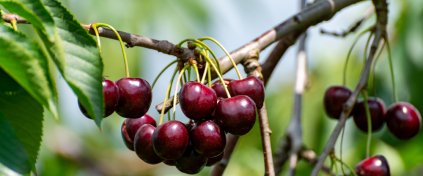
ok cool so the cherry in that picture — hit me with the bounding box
[353,98,386,132]
[125,114,156,141]
[175,147,208,174]
[133,124,163,164]
[163,160,176,166]
[214,95,257,135]
[229,76,265,108]
[323,86,352,119]
[211,79,233,98]
[115,78,152,118]
[179,81,217,120]
[79,79,119,118]
[190,120,226,157]
[120,120,134,151]
[355,155,390,176]
[386,102,421,140]
[206,153,223,166]
[152,120,189,160]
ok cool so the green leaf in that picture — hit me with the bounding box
[0,25,58,118]
[0,70,44,174]
[43,0,104,126]
[0,0,59,118]
[11,0,65,69]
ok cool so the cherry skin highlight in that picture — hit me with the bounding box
[386,102,421,140]
[355,155,390,176]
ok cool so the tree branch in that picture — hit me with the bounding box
[311,0,388,175]
[155,0,363,112]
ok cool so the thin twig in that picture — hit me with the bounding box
[311,0,388,174]
[155,0,363,112]
[320,7,374,37]
[287,32,309,176]
[274,0,310,174]
[300,149,336,176]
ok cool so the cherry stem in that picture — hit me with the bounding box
[329,154,339,175]
[159,68,178,125]
[172,64,191,118]
[363,32,373,65]
[201,62,209,84]
[207,63,212,87]
[199,37,243,79]
[91,24,102,53]
[152,60,178,89]
[187,66,192,82]
[182,39,222,74]
[201,51,231,98]
[333,155,358,176]
[10,19,17,31]
[191,62,201,82]
[342,28,372,86]
[370,40,386,97]
[385,38,397,102]
[362,90,372,158]
[92,23,130,77]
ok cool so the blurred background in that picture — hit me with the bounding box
[28,0,423,175]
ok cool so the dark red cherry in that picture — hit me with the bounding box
[323,86,352,119]
[386,102,421,140]
[152,120,189,160]
[211,79,233,98]
[134,124,163,164]
[120,120,134,151]
[125,114,156,141]
[214,95,257,135]
[206,153,223,166]
[79,79,119,118]
[115,78,152,118]
[355,155,390,176]
[229,76,265,108]
[191,120,226,157]
[353,98,386,132]
[175,147,208,174]
[179,81,217,120]
[163,160,176,166]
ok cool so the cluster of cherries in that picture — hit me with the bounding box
[78,77,152,119]
[324,85,422,176]
[79,75,264,174]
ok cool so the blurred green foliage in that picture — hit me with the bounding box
[33,0,423,176]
